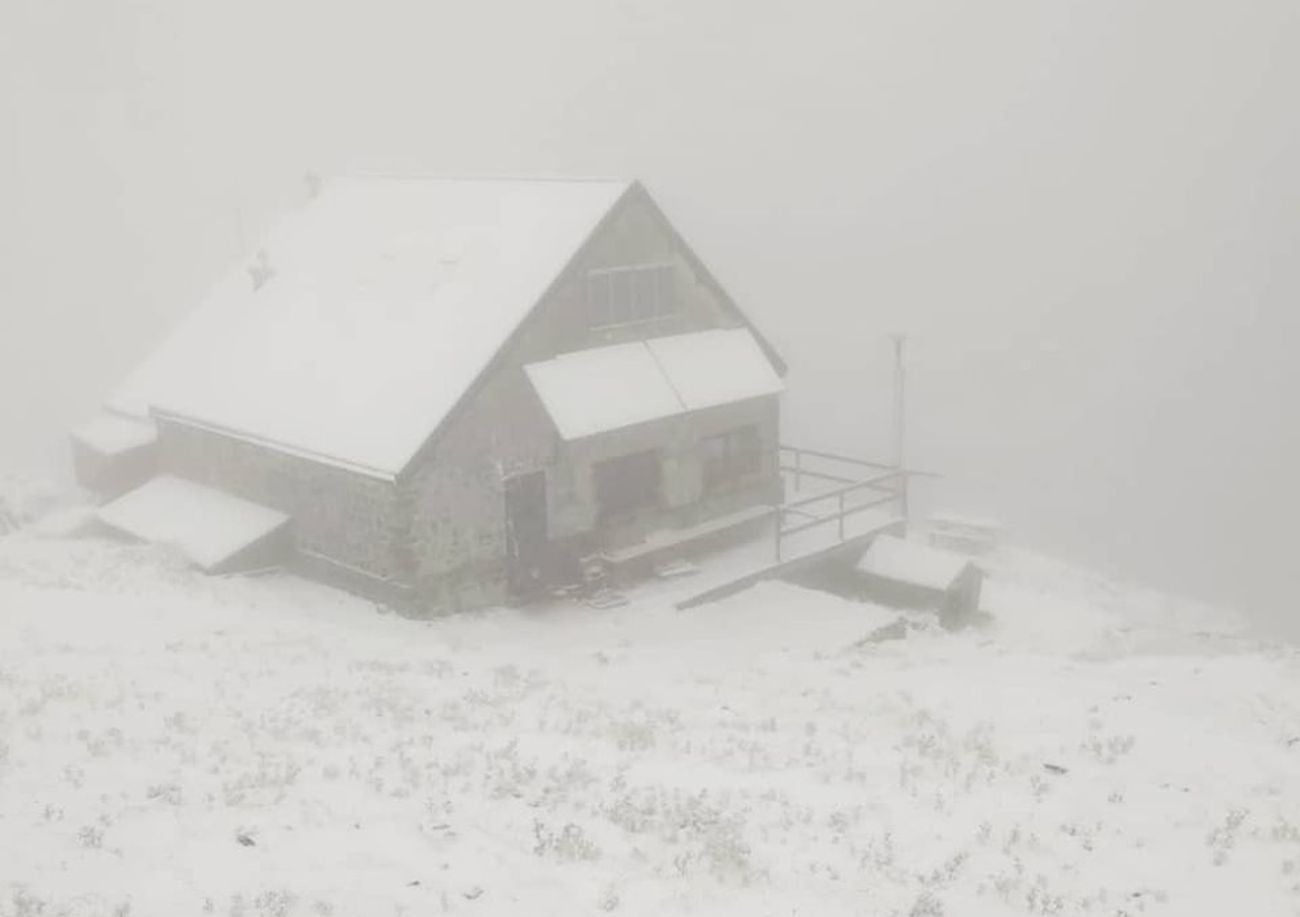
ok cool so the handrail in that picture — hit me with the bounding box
[778,443,898,471]
[777,466,859,486]
[779,444,942,480]
[777,492,898,540]
[770,443,929,563]
[781,470,902,512]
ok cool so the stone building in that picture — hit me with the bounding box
[76,177,788,612]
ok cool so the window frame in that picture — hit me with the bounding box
[700,425,763,493]
[586,262,677,330]
[593,448,663,524]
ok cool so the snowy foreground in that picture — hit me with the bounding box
[2,525,1300,916]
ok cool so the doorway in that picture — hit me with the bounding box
[504,470,548,598]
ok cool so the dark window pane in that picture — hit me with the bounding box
[701,425,762,491]
[734,426,761,474]
[594,449,661,522]
[588,272,611,326]
[633,268,657,321]
[656,266,676,316]
[608,271,631,324]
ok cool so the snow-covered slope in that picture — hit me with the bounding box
[1,523,1298,916]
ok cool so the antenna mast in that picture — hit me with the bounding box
[891,334,909,526]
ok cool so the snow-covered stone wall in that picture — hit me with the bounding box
[155,419,403,592]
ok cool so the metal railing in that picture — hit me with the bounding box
[769,444,923,563]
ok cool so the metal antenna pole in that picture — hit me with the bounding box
[891,334,909,527]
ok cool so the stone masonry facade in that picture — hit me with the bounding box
[155,184,784,614]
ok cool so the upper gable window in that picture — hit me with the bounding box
[587,263,676,329]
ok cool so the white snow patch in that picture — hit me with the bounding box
[70,413,158,456]
[857,533,973,590]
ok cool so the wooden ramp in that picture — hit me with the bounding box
[673,508,904,609]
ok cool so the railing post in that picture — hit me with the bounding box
[838,490,845,541]
[773,506,782,562]
[793,449,802,493]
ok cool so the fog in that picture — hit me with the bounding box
[2,1,1297,629]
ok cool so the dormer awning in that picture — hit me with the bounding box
[524,328,783,441]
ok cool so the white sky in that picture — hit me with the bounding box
[1,0,1297,626]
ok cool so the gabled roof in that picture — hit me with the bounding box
[111,176,631,477]
[108,176,781,479]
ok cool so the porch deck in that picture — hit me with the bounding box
[600,504,774,567]
[623,445,923,609]
[671,505,904,609]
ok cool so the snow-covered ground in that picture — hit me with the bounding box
[2,514,1299,916]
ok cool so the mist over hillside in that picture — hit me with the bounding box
[2,0,1297,629]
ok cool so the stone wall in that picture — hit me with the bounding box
[155,419,405,593]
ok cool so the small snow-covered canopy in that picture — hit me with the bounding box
[97,476,289,572]
[107,177,633,477]
[857,534,972,591]
[71,413,157,457]
[525,328,783,440]
[648,328,785,411]
[524,341,683,440]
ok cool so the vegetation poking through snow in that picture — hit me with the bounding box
[0,531,1297,915]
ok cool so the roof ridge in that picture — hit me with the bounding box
[336,172,631,185]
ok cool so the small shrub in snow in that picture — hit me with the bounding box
[252,890,296,917]
[1207,808,1249,866]
[1080,729,1136,765]
[1271,817,1300,844]
[8,887,48,917]
[533,820,601,862]
[597,885,620,911]
[609,720,656,752]
[906,890,944,917]
[920,850,969,887]
[76,825,104,849]
[145,783,183,805]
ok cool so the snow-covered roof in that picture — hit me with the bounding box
[71,413,157,457]
[109,176,632,477]
[856,534,973,591]
[97,475,290,572]
[524,328,783,440]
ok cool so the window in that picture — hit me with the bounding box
[701,425,762,491]
[593,449,661,523]
[587,264,676,328]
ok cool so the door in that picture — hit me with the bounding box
[504,470,548,598]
